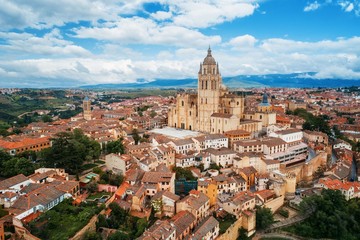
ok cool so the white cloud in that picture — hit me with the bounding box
[1,36,360,88]
[338,1,356,11]
[171,1,258,28]
[0,0,260,31]
[228,34,257,49]
[219,36,360,79]
[0,0,123,30]
[304,1,321,11]
[73,17,221,47]
[0,29,91,57]
[151,11,172,21]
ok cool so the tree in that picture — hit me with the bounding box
[86,182,98,193]
[172,167,196,180]
[42,115,52,123]
[82,231,102,240]
[40,130,100,175]
[288,189,360,239]
[106,139,125,154]
[150,110,157,118]
[0,157,35,177]
[256,206,274,230]
[107,231,130,240]
[132,129,141,145]
[237,227,250,240]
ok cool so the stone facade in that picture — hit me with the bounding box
[168,48,245,134]
[83,96,92,120]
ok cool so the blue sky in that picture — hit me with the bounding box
[0,0,359,87]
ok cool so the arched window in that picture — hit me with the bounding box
[189,111,192,116]
[205,98,207,104]
[237,101,239,105]
[182,101,184,106]
[260,115,262,119]
[205,81,208,89]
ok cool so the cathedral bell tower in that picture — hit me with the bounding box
[197,47,222,132]
[83,96,92,121]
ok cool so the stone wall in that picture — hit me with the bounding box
[265,196,285,213]
[217,217,243,240]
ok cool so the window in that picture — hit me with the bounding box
[182,101,184,106]
[189,111,191,116]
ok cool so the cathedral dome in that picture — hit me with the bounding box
[203,47,216,65]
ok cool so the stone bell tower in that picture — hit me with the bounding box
[83,96,92,121]
[197,47,222,132]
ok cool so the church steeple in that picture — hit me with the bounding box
[203,46,216,65]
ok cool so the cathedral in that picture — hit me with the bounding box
[168,48,276,135]
[169,47,266,134]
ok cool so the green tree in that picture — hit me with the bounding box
[82,231,102,240]
[256,206,274,230]
[107,231,130,240]
[15,157,36,176]
[42,115,52,122]
[43,132,88,174]
[172,167,196,180]
[106,139,125,154]
[132,129,141,145]
[150,110,157,118]
[237,227,250,240]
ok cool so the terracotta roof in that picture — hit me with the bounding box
[171,138,194,146]
[193,134,227,142]
[262,138,287,147]
[177,191,209,210]
[233,139,262,147]
[138,219,176,240]
[171,210,196,238]
[12,185,65,211]
[204,147,237,156]
[152,190,180,202]
[0,136,50,150]
[274,128,302,135]
[0,174,29,190]
[28,170,57,182]
[190,216,219,240]
[142,172,174,184]
[224,129,251,136]
[211,113,233,118]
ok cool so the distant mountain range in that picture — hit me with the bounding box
[80,72,360,89]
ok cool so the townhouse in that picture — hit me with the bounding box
[204,147,238,167]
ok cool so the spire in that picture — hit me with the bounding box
[207,45,211,56]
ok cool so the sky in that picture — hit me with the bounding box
[0,0,360,88]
